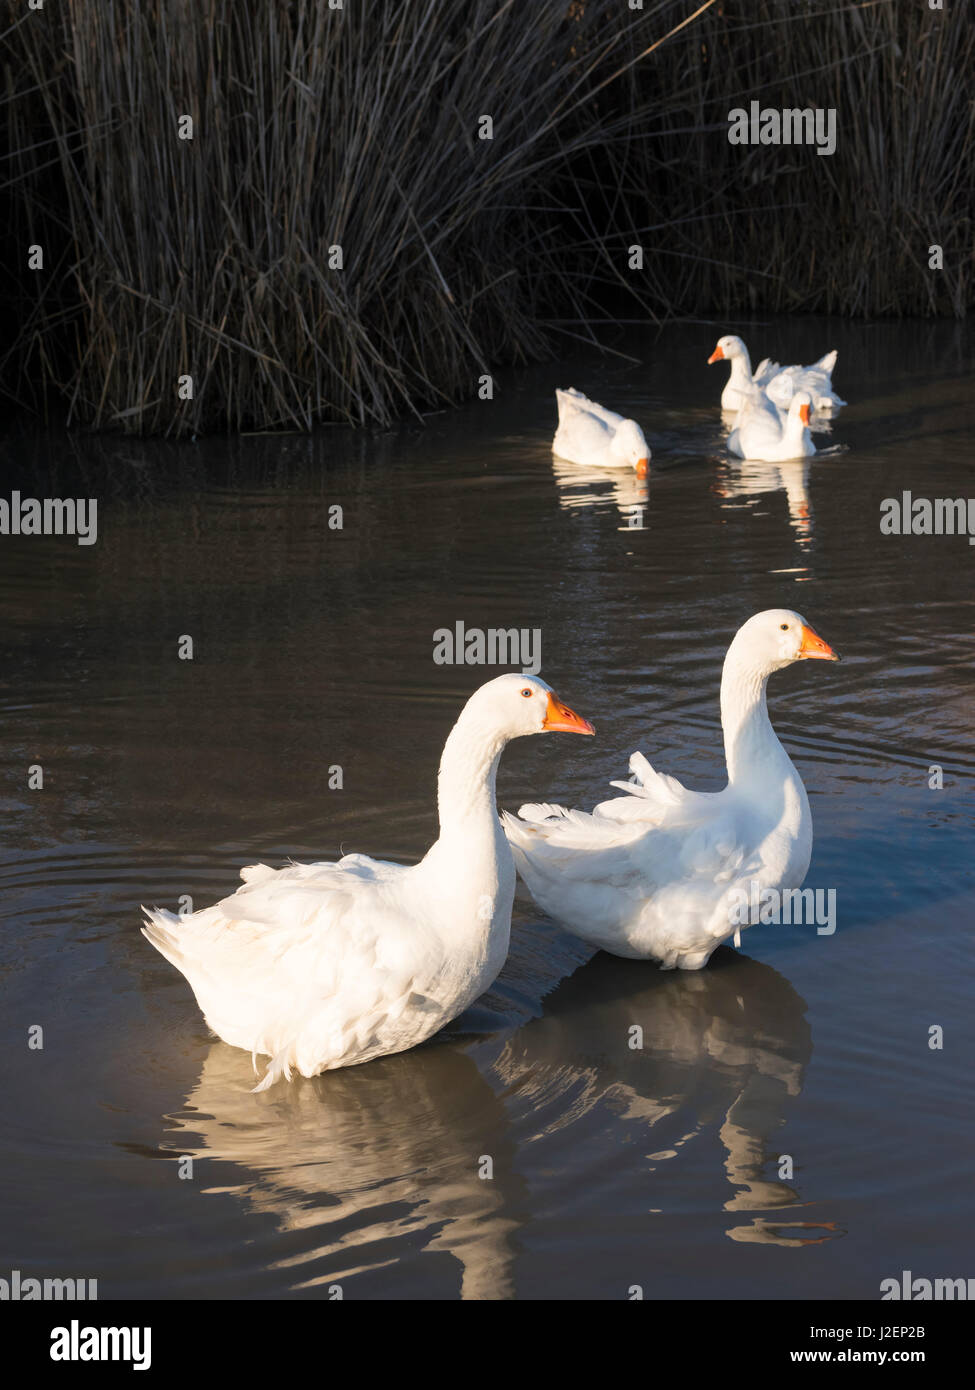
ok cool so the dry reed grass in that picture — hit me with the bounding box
[1,0,971,435]
[615,0,973,317]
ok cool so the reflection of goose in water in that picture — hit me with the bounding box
[550,455,649,524]
[167,1042,522,1299]
[715,456,814,542]
[166,948,828,1298]
[487,949,831,1245]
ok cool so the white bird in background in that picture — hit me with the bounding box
[503,609,839,970]
[143,674,594,1090]
[708,334,845,414]
[728,389,816,462]
[764,353,846,413]
[707,335,780,412]
[552,387,651,476]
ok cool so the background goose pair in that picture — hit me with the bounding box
[144,609,839,1090]
[554,333,845,470]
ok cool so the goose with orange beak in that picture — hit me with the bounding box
[504,610,839,970]
[143,674,593,1089]
[552,387,651,477]
[708,333,844,414]
[708,334,781,412]
[728,388,816,462]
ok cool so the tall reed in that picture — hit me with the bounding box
[613,0,973,317]
[2,0,971,436]
[3,0,696,434]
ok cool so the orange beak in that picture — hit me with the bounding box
[707,345,725,364]
[798,624,840,661]
[542,690,595,735]
[636,457,649,478]
[798,403,811,426]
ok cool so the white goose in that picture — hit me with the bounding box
[708,334,844,413]
[503,610,839,970]
[143,674,594,1090]
[552,388,651,476]
[765,354,845,413]
[728,389,815,462]
[707,335,779,412]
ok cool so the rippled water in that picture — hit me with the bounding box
[1,319,973,1299]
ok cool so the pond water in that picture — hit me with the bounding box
[1,318,973,1299]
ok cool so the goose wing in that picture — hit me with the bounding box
[503,752,748,941]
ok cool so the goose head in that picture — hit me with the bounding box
[465,673,595,740]
[437,676,594,836]
[610,418,651,477]
[708,334,747,365]
[730,609,840,675]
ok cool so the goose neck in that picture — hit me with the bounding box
[436,714,508,839]
[730,346,754,384]
[720,649,782,787]
[783,411,806,449]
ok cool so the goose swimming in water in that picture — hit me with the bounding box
[143,674,594,1089]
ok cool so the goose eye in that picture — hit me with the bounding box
[521,687,533,698]
[780,623,789,631]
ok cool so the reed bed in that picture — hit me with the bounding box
[2,0,972,436]
[2,0,690,433]
[614,0,974,318]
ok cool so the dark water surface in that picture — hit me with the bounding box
[1,319,973,1300]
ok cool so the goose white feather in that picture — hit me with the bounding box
[765,351,845,412]
[143,674,593,1090]
[728,389,816,462]
[552,387,651,475]
[503,610,839,970]
[708,334,845,413]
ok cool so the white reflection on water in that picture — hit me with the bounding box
[550,456,650,525]
[716,458,813,545]
[161,951,834,1297]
